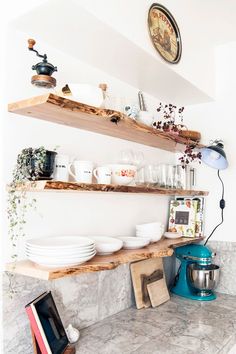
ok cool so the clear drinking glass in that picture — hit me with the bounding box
[159,164,167,188]
[173,165,185,189]
[135,167,145,186]
[144,165,158,187]
[119,149,134,164]
[133,151,144,168]
[166,165,174,189]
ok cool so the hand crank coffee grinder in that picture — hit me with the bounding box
[28,39,57,88]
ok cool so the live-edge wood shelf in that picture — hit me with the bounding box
[6,237,204,280]
[12,181,209,196]
[8,94,204,152]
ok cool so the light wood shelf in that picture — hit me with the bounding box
[8,94,204,152]
[6,237,204,280]
[12,181,209,196]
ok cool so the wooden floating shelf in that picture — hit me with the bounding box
[12,181,209,196]
[8,94,203,152]
[6,237,204,280]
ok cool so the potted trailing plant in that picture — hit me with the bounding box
[7,147,57,290]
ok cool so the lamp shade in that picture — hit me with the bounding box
[201,142,228,170]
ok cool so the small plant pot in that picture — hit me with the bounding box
[28,150,57,180]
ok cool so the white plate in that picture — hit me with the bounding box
[26,245,95,256]
[26,236,94,249]
[164,232,182,239]
[31,258,95,268]
[88,236,123,255]
[27,251,96,265]
[26,248,96,258]
[118,237,150,249]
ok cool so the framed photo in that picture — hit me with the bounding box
[176,197,205,237]
[168,200,198,237]
[148,3,182,64]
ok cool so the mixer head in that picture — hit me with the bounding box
[175,244,214,265]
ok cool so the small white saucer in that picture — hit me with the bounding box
[164,232,182,239]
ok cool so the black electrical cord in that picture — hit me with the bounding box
[204,169,225,246]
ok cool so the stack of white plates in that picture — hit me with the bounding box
[136,222,164,243]
[26,236,96,268]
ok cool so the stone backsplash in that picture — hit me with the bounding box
[3,242,234,354]
[2,264,133,354]
[208,240,236,296]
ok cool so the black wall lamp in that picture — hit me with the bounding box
[200,140,228,245]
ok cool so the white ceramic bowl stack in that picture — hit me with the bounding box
[135,222,164,243]
[26,236,96,268]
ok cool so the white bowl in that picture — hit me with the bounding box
[109,164,137,186]
[118,237,150,249]
[137,111,154,127]
[164,232,182,239]
[66,84,104,107]
[136,222,163,230]
[89,236,123,255]
[136,232,162,243]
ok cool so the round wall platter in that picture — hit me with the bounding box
[148,3,182,64]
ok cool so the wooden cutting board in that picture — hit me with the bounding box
[147,278,170,308]
[130,258,169,309]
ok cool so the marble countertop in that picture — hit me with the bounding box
[75,293,236,354]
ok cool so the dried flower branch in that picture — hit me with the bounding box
[153,103,185,134]
[179,144,202,168]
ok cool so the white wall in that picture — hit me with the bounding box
[183,42,236,242]
[3,27,175,261]
[78,0,216,97]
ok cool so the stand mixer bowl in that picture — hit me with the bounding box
[188,263,220,296]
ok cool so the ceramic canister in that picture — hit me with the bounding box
[53,154,69,182]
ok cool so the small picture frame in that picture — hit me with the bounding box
[168,200,198,237]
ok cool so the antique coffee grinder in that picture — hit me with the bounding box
[28,39,57,88]
[171,244,220,301]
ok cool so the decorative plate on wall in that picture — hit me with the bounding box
[148,3,182,64]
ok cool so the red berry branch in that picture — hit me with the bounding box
[153,103,185,134]
[179,144,202,168]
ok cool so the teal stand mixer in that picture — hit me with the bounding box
[171,244,220,301]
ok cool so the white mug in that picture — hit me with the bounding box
[93,166,112,184]
[69,160,93,183]
[54,155,70,182]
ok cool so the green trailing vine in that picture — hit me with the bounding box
[7,146,47,294]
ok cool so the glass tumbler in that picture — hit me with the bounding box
[173,165,185,189]
[144,165,158,187]
[159,164,167,188]
[166,164,175,189]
